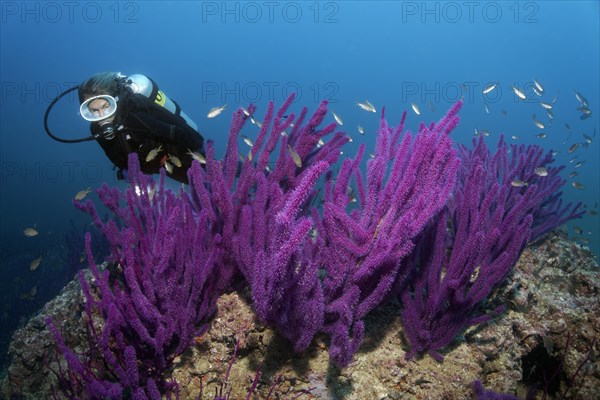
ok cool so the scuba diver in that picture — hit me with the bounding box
[44,72,204,184]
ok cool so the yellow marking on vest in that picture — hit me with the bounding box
[154,90,166,107]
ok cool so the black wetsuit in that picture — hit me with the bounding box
[92,89,204,184]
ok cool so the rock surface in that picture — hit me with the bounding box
[2,229,599,399]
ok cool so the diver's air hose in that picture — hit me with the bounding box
[44,85,98,143]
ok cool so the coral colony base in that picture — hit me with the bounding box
[3,95,595,399]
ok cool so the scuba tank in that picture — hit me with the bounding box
[125,74,199,132]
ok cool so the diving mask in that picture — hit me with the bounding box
[80,94,118,122]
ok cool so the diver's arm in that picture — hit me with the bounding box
[129,111,204,150]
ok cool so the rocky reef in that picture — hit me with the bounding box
[2,228,598,399]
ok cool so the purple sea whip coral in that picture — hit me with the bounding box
[47,94,481,395]
[216,95,462,367]
[47,157,228,398]
[399,134,584,361]
[45,94,352,397]
[476,135,584,240]
[207,94,347,354]
[316,102,462,367]
[181,95,463,367]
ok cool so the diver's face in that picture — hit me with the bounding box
[88,98,115,122]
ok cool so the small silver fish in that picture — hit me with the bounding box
[470,265,481,283]
[482,83,497,94]
[29,256,42,271]
[207,104,227,118]
[23,227,38,237]
[574,90,588,106]
[164,161,173,174]
[146,145,164,162]
[511,179,528,187]
[533,119,545,129]
[484,103,490,114]
[332,112,343,125]
[357,125,364,135]
[568,143,579,154]
[511,135,520,140]
[573,226,583,235]
[317,138,325,148]
[288,144,302,168]
[356,101,376,113]
[512,86,526,100]
[187,149,206,164]
[533,79,544,93]
[568,171,578,178]
[536,133,547,139]
[74,187,91,201]
[583,134,593,144]
[148,186,156,202]
[168,154,182,168]
[534,167,548,177]
[241,135,254,147]
[365,100,377,113]
[411,102,421,115]
[356,101,371,112]
[572,181,584,190]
